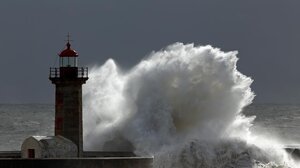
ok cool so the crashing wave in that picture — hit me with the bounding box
[83,43,298,167]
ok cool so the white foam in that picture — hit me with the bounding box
[83,43,298,167]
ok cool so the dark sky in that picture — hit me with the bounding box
[0,0,299,104]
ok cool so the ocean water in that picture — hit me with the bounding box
[244,104,300,145]
[0,104,54,151]
[0,104,299,158]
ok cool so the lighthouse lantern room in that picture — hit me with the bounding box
[59,41,78,67]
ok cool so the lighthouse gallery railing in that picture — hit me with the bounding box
[49,67,88,78]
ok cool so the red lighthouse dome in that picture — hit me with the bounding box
[59,42,78,57]
[58,41,78,67]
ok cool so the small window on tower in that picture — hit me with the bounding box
[55,117,63,130]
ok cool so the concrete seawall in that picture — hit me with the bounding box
[0,157,153,168]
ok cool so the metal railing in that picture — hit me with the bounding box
[49,67,88,78]
[78,67,88,78]
[49,68,59,78]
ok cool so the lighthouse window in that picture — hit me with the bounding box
[60,57,78,67]
[55,117,63,130]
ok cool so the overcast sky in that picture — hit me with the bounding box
[0,0,299,104]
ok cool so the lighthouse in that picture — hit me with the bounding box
[49,37,88,157]
[4,36,153,167]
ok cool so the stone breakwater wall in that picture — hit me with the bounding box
[0,157,153,168]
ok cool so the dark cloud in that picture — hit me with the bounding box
[0,0,299,103]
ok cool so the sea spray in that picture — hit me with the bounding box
[83,43,298,167]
